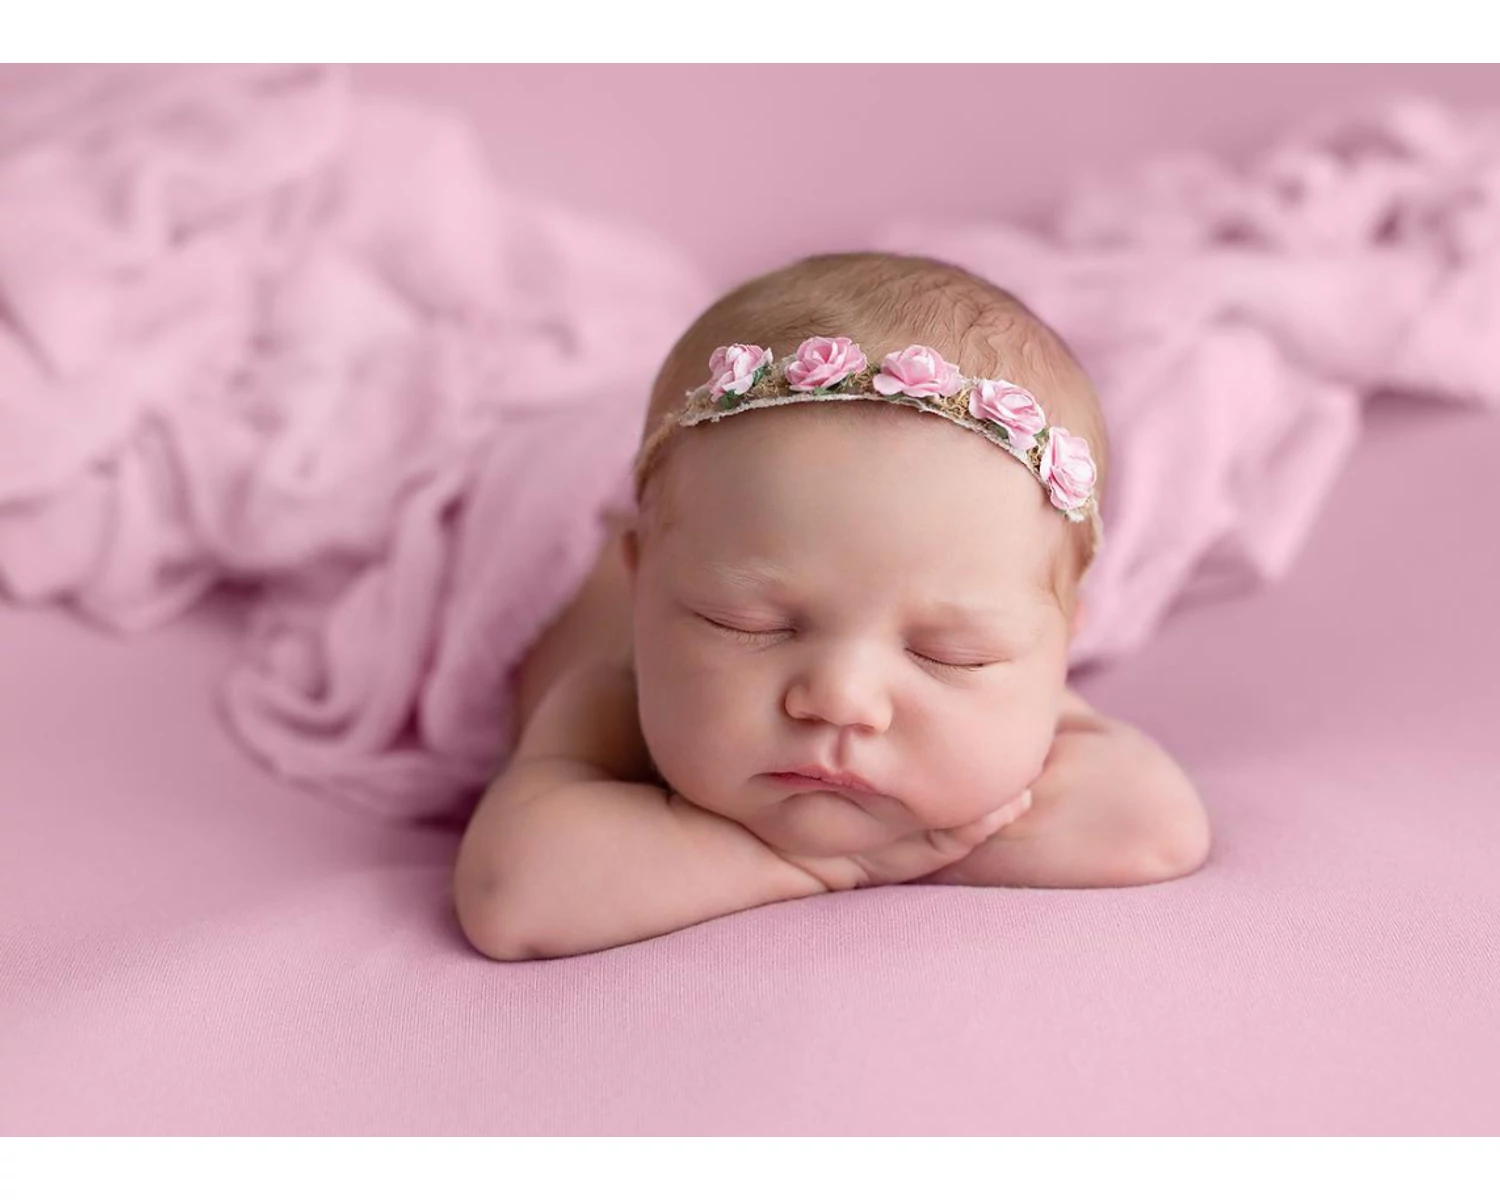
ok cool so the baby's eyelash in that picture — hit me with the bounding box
[700,615,788,642]
[911,652,990,673]
[699,615,992,671]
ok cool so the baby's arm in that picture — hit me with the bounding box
[455,662,820,960]
[915,691,1212,889]
[456,773,830,963]
[454,662,1021,959]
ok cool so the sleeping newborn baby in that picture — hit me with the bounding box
[455,252,1211,960]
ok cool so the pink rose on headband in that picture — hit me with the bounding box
[708,344,773,399]
[1038,427,1097,512]
[786,336,868,391]
[968,379,1046,453]
[872,345,962,399]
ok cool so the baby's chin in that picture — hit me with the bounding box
[738,789,905,858]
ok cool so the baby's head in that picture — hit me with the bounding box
[621,252,1109,857]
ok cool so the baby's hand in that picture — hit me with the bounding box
[773,790,1034,891]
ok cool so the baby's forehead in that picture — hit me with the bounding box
[657,414,1068,591]
[661,498,1062,617]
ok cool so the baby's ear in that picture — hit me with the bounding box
[601,507,641,582]
[1069,597,1087,639]
[620,523,641,583]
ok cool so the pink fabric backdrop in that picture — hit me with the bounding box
[4,65,1498,819]
[2,395,1496,1134]
[357,64,1500,278]
[1,66,1498,1134]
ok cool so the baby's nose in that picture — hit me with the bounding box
[783,651,894,734]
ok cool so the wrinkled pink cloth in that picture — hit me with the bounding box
[879,96,1500,666]
[2,70,1498,823]
[0,65,706,818]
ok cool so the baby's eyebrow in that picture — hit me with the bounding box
[704,559,792,592]
[910,598,1015,630]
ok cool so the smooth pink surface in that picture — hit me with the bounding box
[2,398,1497,1134]
[2,65,1499,1133]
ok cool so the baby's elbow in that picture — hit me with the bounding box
[458,889,559,962]
[1130,784,1212,884]
[453,861,557,962]
[453,877,517,961]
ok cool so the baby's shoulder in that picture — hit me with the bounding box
[1057,685,1112,736]
[514,523,635,735]
[1052,688,1199,809]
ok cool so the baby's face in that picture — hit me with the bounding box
[625,403,1072,858]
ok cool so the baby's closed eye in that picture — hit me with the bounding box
[694,613,998,673]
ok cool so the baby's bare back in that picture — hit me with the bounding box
[514,515,636,741]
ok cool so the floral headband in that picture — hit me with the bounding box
[632,337,1103,552]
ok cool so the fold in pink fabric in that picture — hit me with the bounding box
[1,69,1496,820]
[0,65,706,819]
[879,96,1500,666]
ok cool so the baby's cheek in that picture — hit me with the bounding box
[652,655,745,733]
[636,656,756,791]
[919,698,1053,821]
[1005,704,1059,787]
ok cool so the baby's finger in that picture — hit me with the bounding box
[931,790,1033,856]
[853,791,1033,885]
